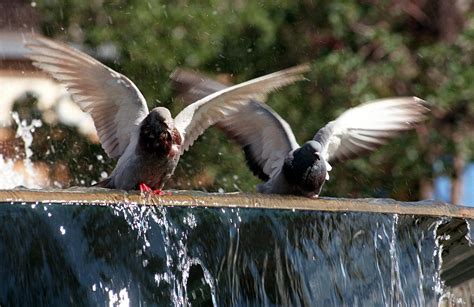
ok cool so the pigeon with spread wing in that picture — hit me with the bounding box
[171,69,429,198]
[25,35,310,194]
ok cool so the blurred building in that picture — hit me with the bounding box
[0,0,96,133]
[0,0,97,188]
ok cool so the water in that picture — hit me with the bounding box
[0,112,44,189]
[1,201,467,306]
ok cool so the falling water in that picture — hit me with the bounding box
[1,199,468,306]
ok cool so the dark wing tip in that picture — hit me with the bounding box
[404,96,431,125]
[412,96,431,112]
[284,63,312,75]
[170,68,229,105]
[242,144,270,182]
[169,69,202,103]
[169,68,204,87]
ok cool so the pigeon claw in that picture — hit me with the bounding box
[153,190,173,196]
[153,189,165,196]
[139,184,171,197]
[139,183,153,193]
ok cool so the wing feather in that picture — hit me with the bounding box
[313,97,429,164]
[173,64,309,155]
[25,34,149,158]
[170,68,301,179]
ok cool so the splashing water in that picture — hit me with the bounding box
[114,204,218,306]
[0,112,43,189]
[12,112,42,162]
[108,288,130,307]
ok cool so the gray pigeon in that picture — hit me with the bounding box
[25,35,310,193]
[171,69,430,198]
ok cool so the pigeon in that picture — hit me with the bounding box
[171,69,430,198]
[24,35,310,194]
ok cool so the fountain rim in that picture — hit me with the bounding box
[0,188,473,219]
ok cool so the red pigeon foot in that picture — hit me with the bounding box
[153,189,165,196]
[152,190,173,196]
[139,183,152,193]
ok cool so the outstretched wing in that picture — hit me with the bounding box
[172,65,309,168]
[171,69,299,180]
[25,35,149,158]
[313,97,429,164]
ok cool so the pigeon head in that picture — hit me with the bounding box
[139,107,174,156]
[150,107,174,129]
[301,140,322,157]
[283,140,327,197]
[285,141,323,173]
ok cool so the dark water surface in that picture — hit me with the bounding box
[0,201,467,306]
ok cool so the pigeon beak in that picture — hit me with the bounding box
[168,144,180,158]
[314,152,320,159]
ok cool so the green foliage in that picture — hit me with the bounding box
[34,0,474,199]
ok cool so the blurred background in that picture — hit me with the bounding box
[0,0,473,205]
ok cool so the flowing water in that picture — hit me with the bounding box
[0,200,470,306]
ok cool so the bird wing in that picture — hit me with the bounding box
[170,69,300,180]
[172,65,309,167]
[170,68,230,104]
[313,97,429,164]
[218,103,300,180]
[24,34,149,159]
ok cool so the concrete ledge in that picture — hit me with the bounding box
[0,188,473,219]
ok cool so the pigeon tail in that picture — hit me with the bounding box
[93,177,113,188]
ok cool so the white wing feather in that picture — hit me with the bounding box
[24,35,149,158]
[314,97,429,164]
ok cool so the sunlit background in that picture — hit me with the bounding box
[0,0,473,205]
